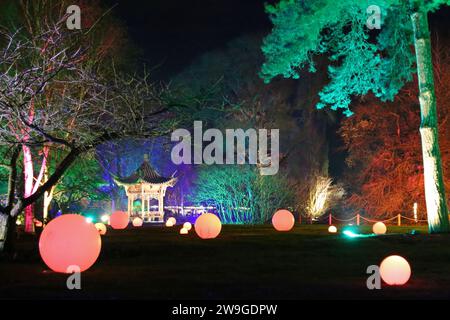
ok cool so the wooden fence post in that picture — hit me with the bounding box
[397,214,401,226]
[328,214,332,226]
[356,214,360,226]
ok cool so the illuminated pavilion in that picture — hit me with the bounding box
[113,155,177,223]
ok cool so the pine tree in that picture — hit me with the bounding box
[261,0,450,233]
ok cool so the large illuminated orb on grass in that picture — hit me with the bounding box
[39,214,101,273]
[95,223,107,235]
[194,213,222,239]
[272,209,295,231]
[110,211,129,229]
[132,217,143,227]
[373,222,387,235]
[380,255,411,286]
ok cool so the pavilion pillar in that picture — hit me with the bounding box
[141,184,145,219]
[159,192,164,221]
[127,194,131,217]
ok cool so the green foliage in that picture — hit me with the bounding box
[191,165,295,224]
[0,147,11,196]
[52,155,108,209]
[260,0,447,115]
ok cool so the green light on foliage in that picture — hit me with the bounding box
[343,230,360,238]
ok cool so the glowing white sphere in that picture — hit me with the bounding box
[167,217,177,225]
[180,227,188,235]
[95,223,107,235]
[166,220,174,227]
[380,255,411,286]
[85,217,93,224]
[101,215,109,223]
[132,217,143,227]
[183,222,192,231]
[373,222,387,235]
[328,225,337,233]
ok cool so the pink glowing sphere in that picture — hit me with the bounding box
[34,219,43,227]
[272,209,295,232]
[380,255,411,286]
[110,211,129,229]
[194,213,222,239]
[132,217,143,227]
[373,222,387,235]
[95,223,107,235]
[39,214,101,273]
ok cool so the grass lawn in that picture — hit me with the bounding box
[1,224,450,299]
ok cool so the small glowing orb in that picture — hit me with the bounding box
[373,222,387,235]
[271,209,295,232]
[167,217,177,225]
[194,213,222,239]
[110,211,129,230]
[101,214,109,223]
[39,214,101,273]
[85,217,93,224]
[132,217,143,227]
[16,220,22,226]
[34,220,43,227]
[183,222,192,231]
[180,227,188,235]
[380,255,411,285]
[165,220,174,227]
[95,223,107,235]
[328,225,337,233]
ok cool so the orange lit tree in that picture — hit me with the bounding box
[340,40,450,219]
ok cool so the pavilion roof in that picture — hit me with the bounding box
[113,156,176,186]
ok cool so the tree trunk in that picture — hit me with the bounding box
[42,167,53,224]
[0,213,17,255]
[411,9,449,233]
[23,145,35,234]
[0,213,8,252]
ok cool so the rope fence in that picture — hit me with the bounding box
[299,213,428,226]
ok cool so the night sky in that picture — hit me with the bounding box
[101,0,275,79]
[101,1,450,80]
[100,0,450,178]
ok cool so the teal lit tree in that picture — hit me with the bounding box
[192,165,294,224]
[261,0,450,233]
